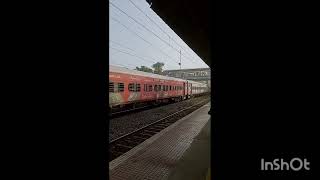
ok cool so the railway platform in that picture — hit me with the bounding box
[109,102,211,180]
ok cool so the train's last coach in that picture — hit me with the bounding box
[109,65,210,110]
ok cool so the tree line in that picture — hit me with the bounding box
[135,62,165,74]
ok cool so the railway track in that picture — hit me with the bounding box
[110,104,152,117]
[109,98,210,162]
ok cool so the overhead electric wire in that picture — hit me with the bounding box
[127,0,168,39]
[110,16,151,46]
[110,46,156,64]
[110,46,180,69]
[110,2,170,47]
[109,40,158,63]
[109,40,136,52]
[127,0,198,62]
[110,62,137,69]
[110,46,179,69]
[110,15,179,64]
[110,2,197,65]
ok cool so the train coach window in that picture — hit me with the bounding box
[109,82,114,92]
[144,84,152,92]
[128,83,135,91]
[154,85,157,91]
[162,85,165,91]
[118,83,124,92]
[166,85,168,91]
[155,85,160,91]
[169,86,171,90]
[136,84,141,92]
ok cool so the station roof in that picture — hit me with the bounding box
[146,0,211,67]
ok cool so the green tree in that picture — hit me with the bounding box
[135,66,154,73]
[152,62,165,74]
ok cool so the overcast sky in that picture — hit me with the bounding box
[109,0,209,70]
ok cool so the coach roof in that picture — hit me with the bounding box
[110,65,186,82]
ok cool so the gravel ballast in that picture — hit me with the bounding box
[109,95,210,142]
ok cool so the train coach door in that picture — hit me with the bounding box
[186,81,189,98]
[183,82,186,98]
[186,82,191,99]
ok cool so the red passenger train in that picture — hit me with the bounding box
[109,65,209,110]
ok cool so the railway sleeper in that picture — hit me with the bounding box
[146,127,163,132]
[160,120,173,124]
[162,122,173,126]
[141,130,156,137]
[132,135,148,141]
[113,144,130,152]
[110,150,123,157]
[153,125,169,130]
[141,130,157,135]
[138,133,153,138]
[124,139,141,146]
[116,144,133,150]
[162,119,175,124]
[126,136,145,142]
[154,123,170,127]
[114,140,129,146]
[126,137,145,143]
[157,124,170,127]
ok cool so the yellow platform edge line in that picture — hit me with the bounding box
[206,167,211,180]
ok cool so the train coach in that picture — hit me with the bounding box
[109,65,209,110]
